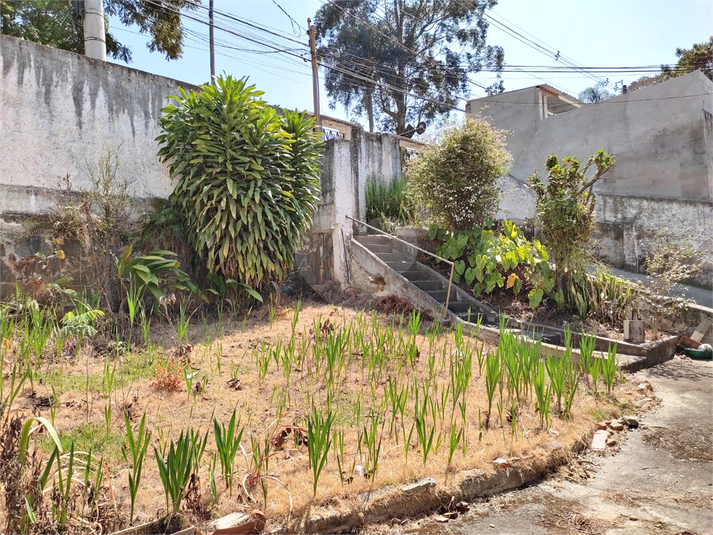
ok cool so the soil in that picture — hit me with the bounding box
[1,298,636,534]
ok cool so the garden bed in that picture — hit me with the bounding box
[1,301,637,534]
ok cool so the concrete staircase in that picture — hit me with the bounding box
[352,234,496,323]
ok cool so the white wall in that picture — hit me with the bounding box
[469,71,713,200]
[1,35,197,203]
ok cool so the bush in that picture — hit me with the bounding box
[157,76,323,291]
[528,150,615,291]
[365,177,413,228]
[431,220,559,309]
[407,118,512,230]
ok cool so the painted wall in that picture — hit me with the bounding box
[468,71,713,200]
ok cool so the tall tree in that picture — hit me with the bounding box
[661,37,713,81]
[578,82,612,103]
[0,0,197,63]
[314,0,504,135]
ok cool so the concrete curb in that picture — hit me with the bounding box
[276,439,586,534]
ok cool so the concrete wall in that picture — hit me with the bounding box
[496,176,713,288]
[0,35,198,202]
[469,71,713,200]
[0,35,406,293]
[303,126,406,287]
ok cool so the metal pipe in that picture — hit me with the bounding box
[345,215,453,267]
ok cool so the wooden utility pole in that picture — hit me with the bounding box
[307,18,322,130]
[209,0,215,83]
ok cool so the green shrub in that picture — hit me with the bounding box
[156,76,322,291]
[528,150,615,291]
[407,118,512,230]
[365,176,413,227]
[431,220,559,309]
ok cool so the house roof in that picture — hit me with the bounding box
[536,84,582,113]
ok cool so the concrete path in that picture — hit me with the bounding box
[611,268,713,309]
[367,358,713,535]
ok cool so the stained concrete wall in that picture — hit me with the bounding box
[0,35,199,201]
[496,174,713,288]
[303,126,406,287]
[468,71,713,200]
[0,35,406,292]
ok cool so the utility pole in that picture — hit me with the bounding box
[209,0,215,83]
[307,18,322,131]
[83,0,106,61]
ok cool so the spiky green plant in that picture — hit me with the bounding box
[157,75,323,291]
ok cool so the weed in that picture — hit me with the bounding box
[151,360,183,392]
[122,413,151,523]
[214,409,244,494]
[307,406,334,496]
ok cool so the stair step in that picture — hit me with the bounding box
[378,252,414,263]
[355,235,393,246]
[364,244,393,255]
[401,270,430,282]
[427,289,457,302]
[387,260,416,272]
[413,280,444,292]
[448,301,476,315]
[457,311,485,323]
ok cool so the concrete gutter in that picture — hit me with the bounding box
[273,438,587,534]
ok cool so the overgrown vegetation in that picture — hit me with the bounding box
[431,220,560,309]
[0,296,624,533]
[528,150,615,292]
[365,176,414,229]
[407,117,512,230]
[157,75,323,293]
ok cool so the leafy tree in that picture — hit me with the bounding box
[661,37,713,81]
[626,75,662,93]
[157,76,323,292]
[314,0,504,134]
[0,0,196,63]
[528,150,615,292]
[407,117,511,230]
[578,81,612,103]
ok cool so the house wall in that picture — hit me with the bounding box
[469,71,713,200]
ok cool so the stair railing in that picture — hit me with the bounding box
[346,215,455,319]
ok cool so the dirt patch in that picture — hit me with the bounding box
[642,425,713,462]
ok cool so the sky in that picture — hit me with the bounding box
[108,0,712,128]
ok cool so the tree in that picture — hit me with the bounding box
[157,76,323,291]
[407,117,511,230]
[528,150,615,292]
[0,0,196,63]
[578,81,612,103]
[314,0,504,135]
[661,37,713,81]
[626,74,662,93]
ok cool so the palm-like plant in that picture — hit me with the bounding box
[578,82,612,103]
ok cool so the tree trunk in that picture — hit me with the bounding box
[364,91,374,132]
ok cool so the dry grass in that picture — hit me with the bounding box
[3,301,631,533]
